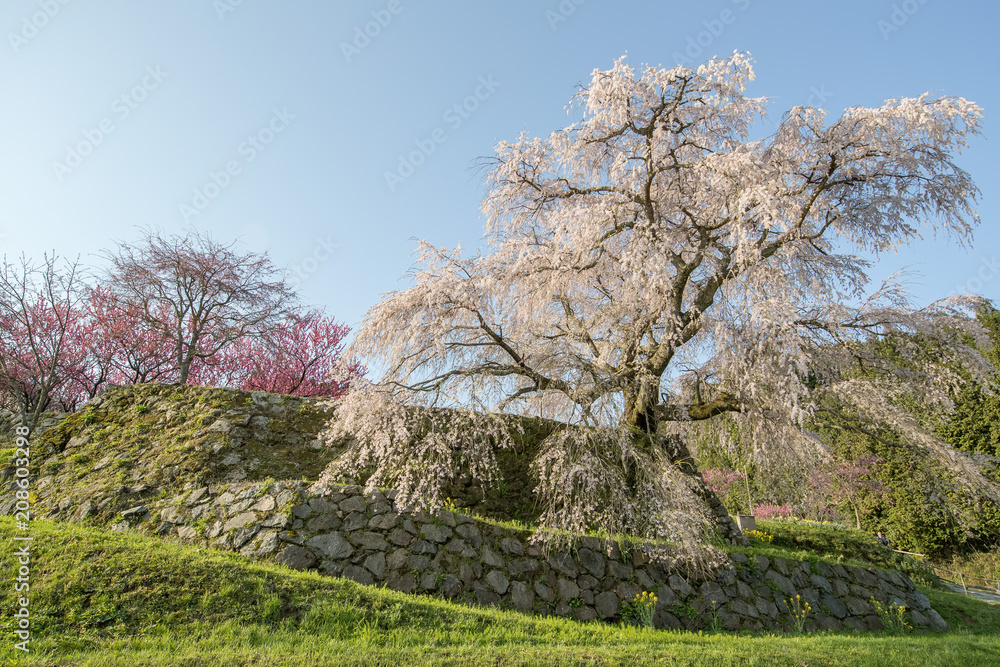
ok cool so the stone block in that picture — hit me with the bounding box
[339,495,367,514]
[411,540,437,555]
[508,558,540,578]
[407,555,430,571]
[843,596,871,616]
[701,581,728,606]
[474,584,501,606]
[342,512,368,532]
[765,570,796,597]
[558,578,581,601]
[223,512,257,533]
[306,514,341,532]
[830,578,850,597]
[548,552,579,578]
[500,537,524,555]
[368,513,398,531]
[420,572,439,591]
[912,590,931,611]
[307,498,339,514]
[617,582,642,606]
[595,591,619,618]
[261,514,290,529]
[656,583,678,606]
[440,574,462,598]
[306,533,353,560]
[754,555,770,573]
[607,560,632,580]
[364,552,387,579]
[421,524,453,544]
[481,545,505,568]
[822,594,848,619]
[810,574,832,594]
[486,569,509,595]
[445,538,469,554]
[668,574,695,598]
[386,548,408,570]
[534,581,555,603]
[186,487,209,505]
[755,596,778,619]
[389,528,413,547]
[511,580,534,611]
[350,532,389,551]
[455,523,483,548]
[274,545,316,571]
[343,565,374,586]
[729,598,759,618]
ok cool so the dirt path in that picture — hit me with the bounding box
[942,582,1000,604]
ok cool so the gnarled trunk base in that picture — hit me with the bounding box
[659,433,749,547]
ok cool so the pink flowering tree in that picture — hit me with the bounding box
[219,307,362,397]
[2,231,359,413]
[702,468,748,514]
[83,285,179,387]
[0,254,88,427]
[753,503,794,521]
[99,228,296,385]
[808,456,888,529]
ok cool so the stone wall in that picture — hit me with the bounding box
[107,477,948,633]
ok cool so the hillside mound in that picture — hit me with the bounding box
[1,384,334,525]
[1,383,555,527]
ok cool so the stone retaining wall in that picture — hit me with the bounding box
[106,478,948,633]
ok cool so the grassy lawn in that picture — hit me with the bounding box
[2,518,1000,666]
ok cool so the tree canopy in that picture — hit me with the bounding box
[320,54,994,564]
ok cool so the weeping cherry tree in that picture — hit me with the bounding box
[318,53,993,566]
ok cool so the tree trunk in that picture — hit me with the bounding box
[178,359,191,384]
[850,498,862,530]
[622,378,660,433]
[621,388,750,546]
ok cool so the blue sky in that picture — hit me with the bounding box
[1,1,997,333]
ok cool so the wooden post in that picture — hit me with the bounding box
[743,462,752,517]
[960,572,968,596]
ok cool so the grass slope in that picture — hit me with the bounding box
[2,518,999,666]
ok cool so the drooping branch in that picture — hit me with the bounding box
[654,392,743,423]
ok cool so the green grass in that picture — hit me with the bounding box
[718,519,943,591]
[2,518,1000,666]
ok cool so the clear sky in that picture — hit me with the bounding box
[1,1,997,333]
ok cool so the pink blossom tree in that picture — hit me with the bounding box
[702,468,747,512]
[220,307,362,397]
[808,456,888,530]
[0,254,88,426]
[83,285,179,387]
[99,228,296,385]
